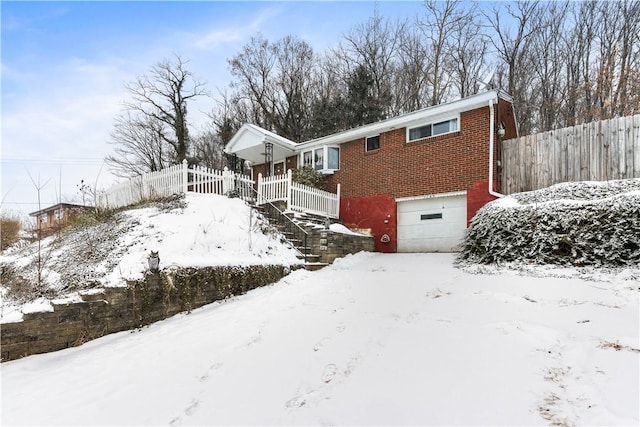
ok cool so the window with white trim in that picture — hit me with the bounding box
[327,147,339,169]
[366,135,380,152]
[303,151,313,168]
[300,146,340,172]
[407,117,459,142]
[313,148,324,171]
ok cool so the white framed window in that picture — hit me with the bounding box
[300,146,340,172]
[327,147,340,169]
[407,117,459,142]
[40,214,47,223]
[366,135,380,152]
[314,148,324,171]
[54,209,62,220]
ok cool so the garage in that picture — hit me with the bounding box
[396,192,467,252]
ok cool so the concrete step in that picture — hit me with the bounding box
[304,262,329,271]
[296,253,321,262]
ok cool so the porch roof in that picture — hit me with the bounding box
[224,123,297,165]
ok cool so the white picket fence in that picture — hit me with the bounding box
[97,160,341,218]
[257,170,341,218]
[97,160,254,210]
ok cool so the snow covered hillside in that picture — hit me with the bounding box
[0,193,302,322]
[460,178,640,266]
[2,253,638,426]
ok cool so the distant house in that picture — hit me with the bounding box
[29,203,92,237]
[226,90,518,253]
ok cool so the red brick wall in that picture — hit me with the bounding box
[326,106,495,199]
[285,155,298,171]
[253,163,268,179]
[340,193,397,253]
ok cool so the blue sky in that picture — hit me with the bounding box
[1,1,426,218]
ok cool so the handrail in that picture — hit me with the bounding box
[247,185,309,263]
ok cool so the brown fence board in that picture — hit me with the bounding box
[502,115,640,194]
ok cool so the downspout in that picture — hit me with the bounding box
[488,99,504,198]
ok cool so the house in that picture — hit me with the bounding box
[226,89,518,253]
[29,203,92,237]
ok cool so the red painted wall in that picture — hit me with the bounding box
[340,194,397,253]
[467,180,499,225]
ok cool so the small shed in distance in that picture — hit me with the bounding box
[29,203,92,238]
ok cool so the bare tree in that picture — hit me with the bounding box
[26,172,51,290]
[394,28,431,113]
[417,0,472,105]
[120,55,208,165]
[530,1,570,131]
[335,11,403,116]
[592,0,640,120]
[448,2,489,98]
[229,35,317,142]
[485,0,543,134]
[106,112,170,178]
[190,127,228,170]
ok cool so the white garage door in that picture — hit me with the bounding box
[397,193,467,252]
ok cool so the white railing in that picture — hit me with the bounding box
[97,161,340,219]
[257,169,341,218]
[97,160,254,210]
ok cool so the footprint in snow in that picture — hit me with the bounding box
[336,323,346,333]
[314,337,330,352]
[322,364,338,383]
[184,399,200,416]
[199,362,223,382]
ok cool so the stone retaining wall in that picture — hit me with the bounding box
[1,265,291,362]
[307,229,375,264]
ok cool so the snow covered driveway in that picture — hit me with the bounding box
[2,253,638,426]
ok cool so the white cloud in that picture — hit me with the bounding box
[191,4,283,51]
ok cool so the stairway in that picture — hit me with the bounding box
[250,202,331,271]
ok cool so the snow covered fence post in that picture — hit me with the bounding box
[257,173,264,202]
[182,159,188,194]
[336,183,341,218]
[287,169,293,212]
[222,167,232,195]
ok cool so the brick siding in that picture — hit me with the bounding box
[325,106,498,199]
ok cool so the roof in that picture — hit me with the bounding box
[224,123,297,165]
[29,203,93,217]
[225,90,512,162]
[297,90,511,149]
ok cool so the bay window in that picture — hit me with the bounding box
[300,146,340,173]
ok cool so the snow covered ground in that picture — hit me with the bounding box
[1,193,303,322]
[2,252,638,426]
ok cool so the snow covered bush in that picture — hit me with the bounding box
[292,166,327,191]
[459,179,640,266]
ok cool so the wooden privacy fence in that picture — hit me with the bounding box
[257,169,341,218]
[501,114,640,194]
[97,160,254,210]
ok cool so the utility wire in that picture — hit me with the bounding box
[1,156,105,165]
